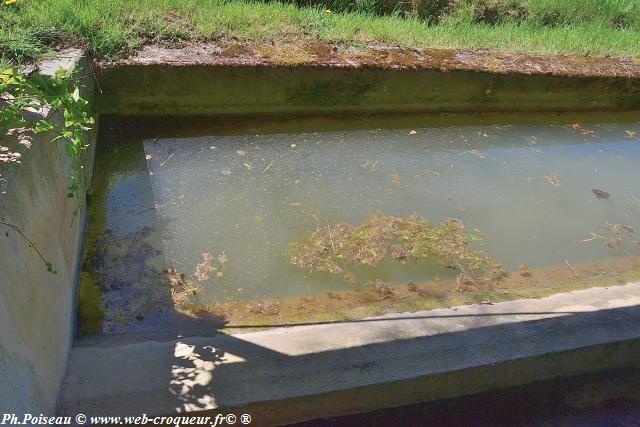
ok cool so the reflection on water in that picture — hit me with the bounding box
[84,116,640,333]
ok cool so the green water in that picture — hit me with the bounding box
[86,114,640,333]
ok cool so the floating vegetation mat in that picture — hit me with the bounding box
[288,214,505,289]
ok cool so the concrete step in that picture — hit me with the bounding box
[57,283,640,425]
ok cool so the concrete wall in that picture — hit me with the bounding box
[98,65,640,116]
[0,51,95,414]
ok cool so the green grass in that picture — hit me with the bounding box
[1,0,640,65]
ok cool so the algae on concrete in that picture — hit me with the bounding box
[77,272,105,336]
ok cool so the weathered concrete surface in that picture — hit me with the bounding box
[118,42,640,78]
[0,50,96,414]
[98,64,640,116]
[58,283,640,425]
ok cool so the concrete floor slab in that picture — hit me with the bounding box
[57,283,640,425]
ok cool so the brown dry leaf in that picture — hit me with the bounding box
[194,252,216,281]
[544,175,560,186]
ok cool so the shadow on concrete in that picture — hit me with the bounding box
[151,301,640,422]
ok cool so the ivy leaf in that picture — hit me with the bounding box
[65,142,77,156]
[2,67,94,272]
[0,68,15,84]
[35,120,55,134]
[54,68,69,80]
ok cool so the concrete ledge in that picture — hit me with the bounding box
[58,283,640,425]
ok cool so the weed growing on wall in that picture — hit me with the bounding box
[0,66,94,272]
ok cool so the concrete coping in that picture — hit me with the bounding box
[1,49,85,190]
[22,49,85,122]
[58,283,640,425]
[114,42,640,79]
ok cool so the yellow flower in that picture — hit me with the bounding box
[3,0,17,5]
[324,8,332,13]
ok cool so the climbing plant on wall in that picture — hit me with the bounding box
[0,66,95,272]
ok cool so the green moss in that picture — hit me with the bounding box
[285,79,374,107]
[313,311,352,322]
[217,268,640,333]
[77,272,104,336]
[469,291,495,303]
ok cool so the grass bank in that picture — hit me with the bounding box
[1,0,640,67]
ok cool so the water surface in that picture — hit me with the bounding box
[86,115,640,332]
